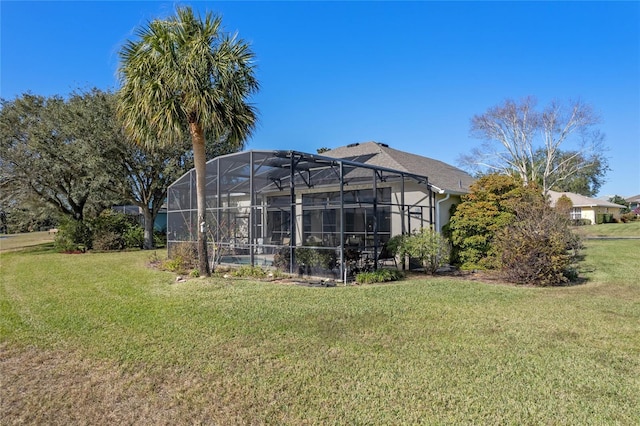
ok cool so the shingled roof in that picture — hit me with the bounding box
[323,141,475,194]
[548,191,627,209]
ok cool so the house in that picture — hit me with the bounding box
[627,194,640,212]
[322,142,475,233]
[548,190,627,224]
[112,205,167,232]
[166,142,474,278]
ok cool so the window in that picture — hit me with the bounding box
[570,207,582,220]
[302,189,391,247]
[266,196,291,244]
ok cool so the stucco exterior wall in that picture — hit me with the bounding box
[579,206,623,224]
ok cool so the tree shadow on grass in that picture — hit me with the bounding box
[12,242,58,255]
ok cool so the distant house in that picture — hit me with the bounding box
[627,194,640,212]
[548,191,626,224]
[166,141,474,277]
[112,205,167,231]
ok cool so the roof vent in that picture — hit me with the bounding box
[377,142,389,148]
[347,143,360,148]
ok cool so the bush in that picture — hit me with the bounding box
[296,246,337,268]
[55,217,92,252]
[153,230,167,248]
[91,210,143,250]
[596,213,614,224]
[447,174,542,269]
[93,231,124,251]
[385,234,406,258]
[54,211,146,253]
[272,247,291,272]
[571,218,592,226]
[123,226,144,249]
[494,198,582,286]
[356,268,404,284]
[398,227,450,274]
[232,265,268,278]
[620,212,638,223]
[554,194,573,216]
[165,242,198,273]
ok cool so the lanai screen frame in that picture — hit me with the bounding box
[167,150,436,280]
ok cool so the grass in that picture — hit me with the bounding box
[571,220,640,238]
[1,241,639,424]
[0,231,55,252]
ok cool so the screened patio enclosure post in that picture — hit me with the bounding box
[167,150,437,279]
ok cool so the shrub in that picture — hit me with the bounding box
[55,217,92,252]
[93,231,124,251]
[91,210,143,250]
[554,194,573,216]
[123,226,144,249]
[385,234,406,257]
[596,213,614,224]
[162,257,187,273]
[620,212,638,223]
[295,246,337,271]
[447,174,542,269]
[356,268,404,284]
[232,265,268,278]
[494,197,582,286]
[165,242,198,273]
[272,247,291,272]
[231,265,286,279]
[399,227,450,274]
[571,218,592,226]
[153,230,167,248]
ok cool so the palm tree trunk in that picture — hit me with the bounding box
[190,122,211,276]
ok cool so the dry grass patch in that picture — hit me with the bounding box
[0,343,269,425]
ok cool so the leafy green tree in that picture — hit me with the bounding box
[118,6,258,275]
[117,137,191,249]
[546,150,608,196]
[0,90,124,223]
[447,174,541,269]
[118,128,248,250]
[608,195,630,213]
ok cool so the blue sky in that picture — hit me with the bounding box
[2,1,639,197]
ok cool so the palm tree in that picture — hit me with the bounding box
[117,6,258,275]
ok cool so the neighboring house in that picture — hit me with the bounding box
[548,190,626,224]
[627,194,640,212]
[112,205,167,232]
[166,142,474,277]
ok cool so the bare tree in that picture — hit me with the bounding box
[461,97,606,194]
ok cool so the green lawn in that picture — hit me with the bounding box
[1,241,639,424]
[571,220,640,237]
[0,231,55,252]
